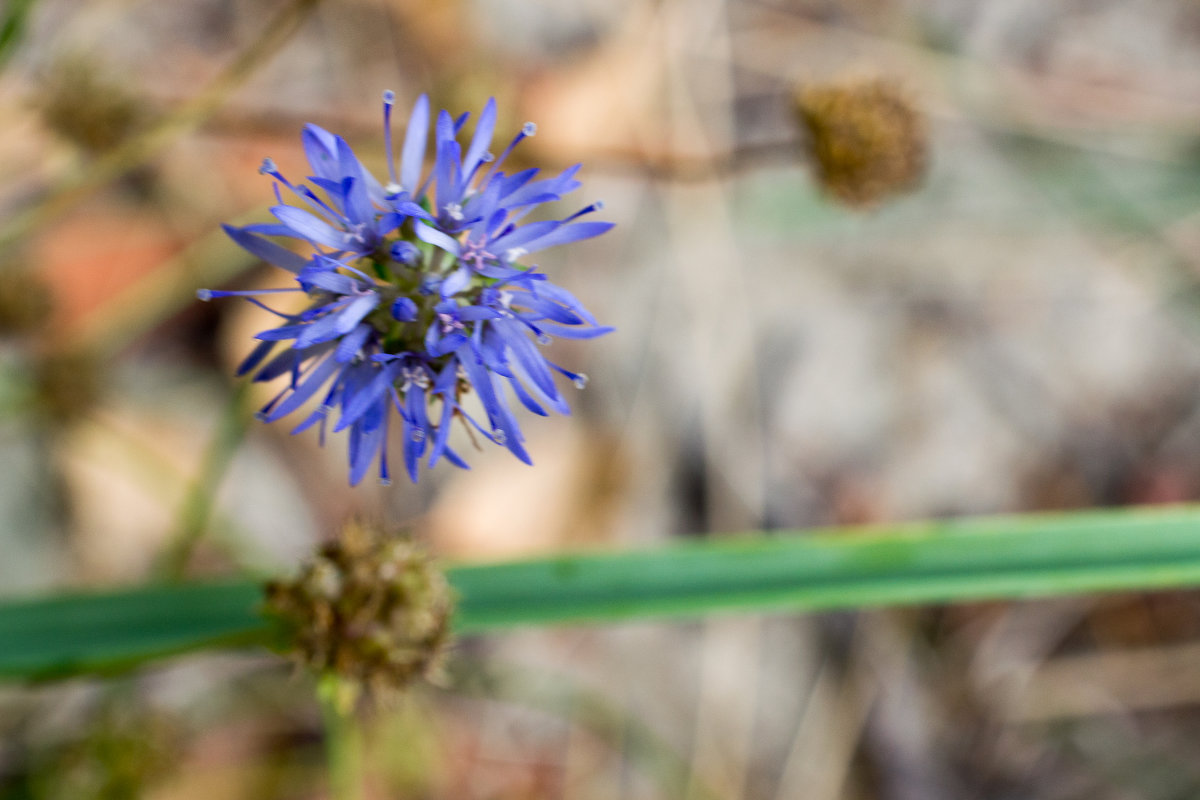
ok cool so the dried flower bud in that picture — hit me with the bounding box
[793,75,927,208]
[265,521,454,702]
[39,56,146,155]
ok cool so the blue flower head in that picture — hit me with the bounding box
[201,92,613,485]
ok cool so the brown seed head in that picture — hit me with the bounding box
[265,521,454,702]
[793,75,927,208]
[39,56,147,155]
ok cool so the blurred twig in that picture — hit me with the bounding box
[158,381,253,581]
[0,0,323,255]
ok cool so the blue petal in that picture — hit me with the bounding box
[335,322,373,363]
[490,220,560,253]
[265,355,343,422]
[236,340,277,376]
[520,221,614,254]
[413,220,461,257]
[440,266,471,297]
[401,95,429,193]
[272,205,354,250]
[301,124,340,181]
[336,138,375,225]
[462,98,496,179]
[223,224,309,274]
[335,365,395,432]
[299,268,359,295]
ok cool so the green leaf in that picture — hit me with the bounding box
[6,505,1200,681]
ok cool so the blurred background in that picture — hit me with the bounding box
[5,0,1200,797]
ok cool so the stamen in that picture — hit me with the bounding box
[382,90,399,187]
[196,288,213,301]
[492,428,507,445]
[481,124,536,185]
[259,158,278,176]
[573,373,589,389]
[536,333,551,345]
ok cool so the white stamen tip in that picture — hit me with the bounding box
[383,89,396,104]
[594,200,605,211]
[254,411,269,422]
[445,202,464,221]
[505,247,527,262]
[536,333,552,345]
[196,288,213,301]
[380,477,393,487]
[411,429,426,443]
[258,158,277,175]
[573,373,589,389]
[482,151,495,163]
[493,429,508,445]
[384,182,402,195]
[522,122,537,137]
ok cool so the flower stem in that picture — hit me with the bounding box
[318,675,365,800]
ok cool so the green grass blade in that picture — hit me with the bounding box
[0,580,267,680]
[450,504,1200,631]
[7,505,1200,680]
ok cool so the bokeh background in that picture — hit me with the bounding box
[5,0,1200,797]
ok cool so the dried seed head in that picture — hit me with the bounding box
[265,521,454,703]
[793,75,927,208]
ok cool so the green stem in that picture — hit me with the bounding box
[318,674,365,800]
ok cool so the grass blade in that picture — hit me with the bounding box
[5,505,1200,680]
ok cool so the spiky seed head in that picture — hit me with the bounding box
[793,74,927,208]
[265,521,454,704]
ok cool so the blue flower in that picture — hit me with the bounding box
[200,92,613,485]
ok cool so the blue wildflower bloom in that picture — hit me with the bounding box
[200,92,613,485]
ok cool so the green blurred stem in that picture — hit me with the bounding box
[319,674,365,800]
[158,381,253,580]
[0,0,37,69]
[0,0,322,253]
